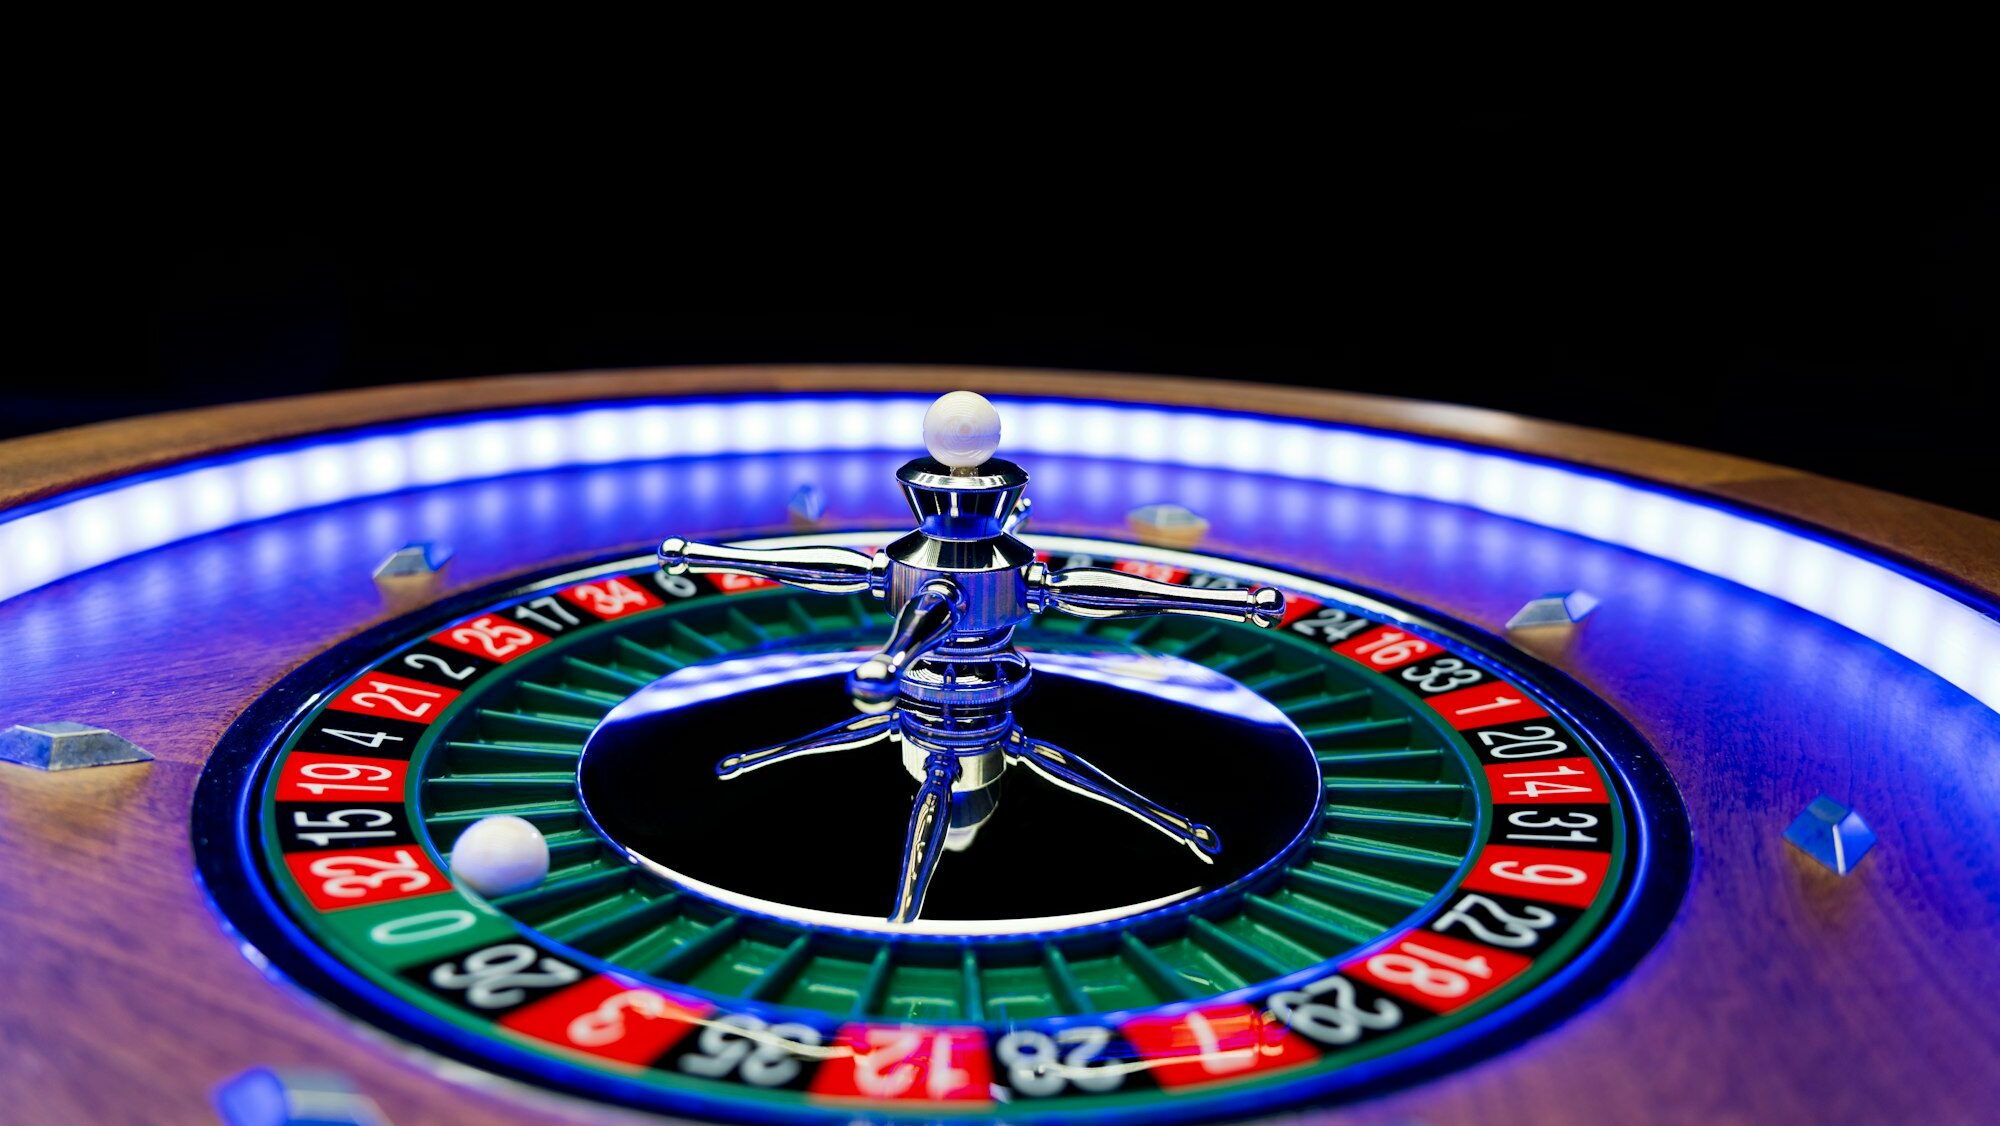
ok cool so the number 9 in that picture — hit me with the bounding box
[1488,859,1586,885]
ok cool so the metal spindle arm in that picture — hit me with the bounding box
[890,750,959,923]
[849,579,963,706]
[715,711,897,780]
[659,537,884,596]
[1027,564,1284,627]
[1004,731,1220,860]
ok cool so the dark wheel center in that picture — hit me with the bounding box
[578,647,1321,931]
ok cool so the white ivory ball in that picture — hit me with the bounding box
[450,814,550,897]
[923,391,1002,469]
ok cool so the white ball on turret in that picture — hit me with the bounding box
[923,392,1002,470]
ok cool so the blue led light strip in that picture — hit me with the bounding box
[2,395,1994,712]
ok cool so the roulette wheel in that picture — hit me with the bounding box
[1,366,1995,1125]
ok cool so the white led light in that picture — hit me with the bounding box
[299,445,352,505]
[1014,401,1072,455]
[1720,519,1786,592]
[1574,477,1625,540]
[571,409,630,464]
[240,455,299,518]
[409,427,461,484]
[882,398,926,449]
[1672,508,1731,573]
[351,436,409,493]
[1876,577,1942,664]
[1325,432,1365,485]
[0,395,1992,717]
[1625,492,1678,556]
[61,497,123,567]
[463,422,516,476]
[1127,409,1171,462]
[1518,465,1574,529]
[117,478,183,550]
[834,401,875,448]
[1462,453,1511,513]
[1781,539,1842,618]
[1425,448,1472,504]
[1222,419,1269,473]
[183,466,241,532]
[734,407,775,453]
[8,511,63,593]
[679,406,726,456]
[1930,610,1980,695]
[1826,555,1892,638]
[780,400,819,450]
[1369,439,1418,495]
[1276,426,1315,477]
[518,418,569,469]
[630,406,676,458]
[1080,407,1119,457]
[1176,413,1217,465]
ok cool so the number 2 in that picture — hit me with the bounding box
[403,652,478,681]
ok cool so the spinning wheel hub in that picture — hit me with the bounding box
[661,394,1281,921]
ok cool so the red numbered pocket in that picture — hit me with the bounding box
[284,843,447,911]
[1458,844,1613,909]
[810,1025,991,1104]
[1334,627,1438,672]
[431,615,552,662]
[1118,1004,1319,1089]
[326,672,462,723]
[560,577,664,620]
[1343,930,1532,1013]
[500,975,710,1065]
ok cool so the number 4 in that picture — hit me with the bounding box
[323,728,404,748]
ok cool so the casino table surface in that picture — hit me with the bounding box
[1,367,1995,1126]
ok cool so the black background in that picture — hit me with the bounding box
[18,107,1994,516]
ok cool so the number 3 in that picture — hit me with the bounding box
[567,990,674,1047]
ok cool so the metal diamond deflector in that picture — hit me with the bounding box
[213,1066,389,1126]
[1507,589,1601,630]
[373,541,452,580]
[0,722,154,770]
[1785,795,1878,875]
